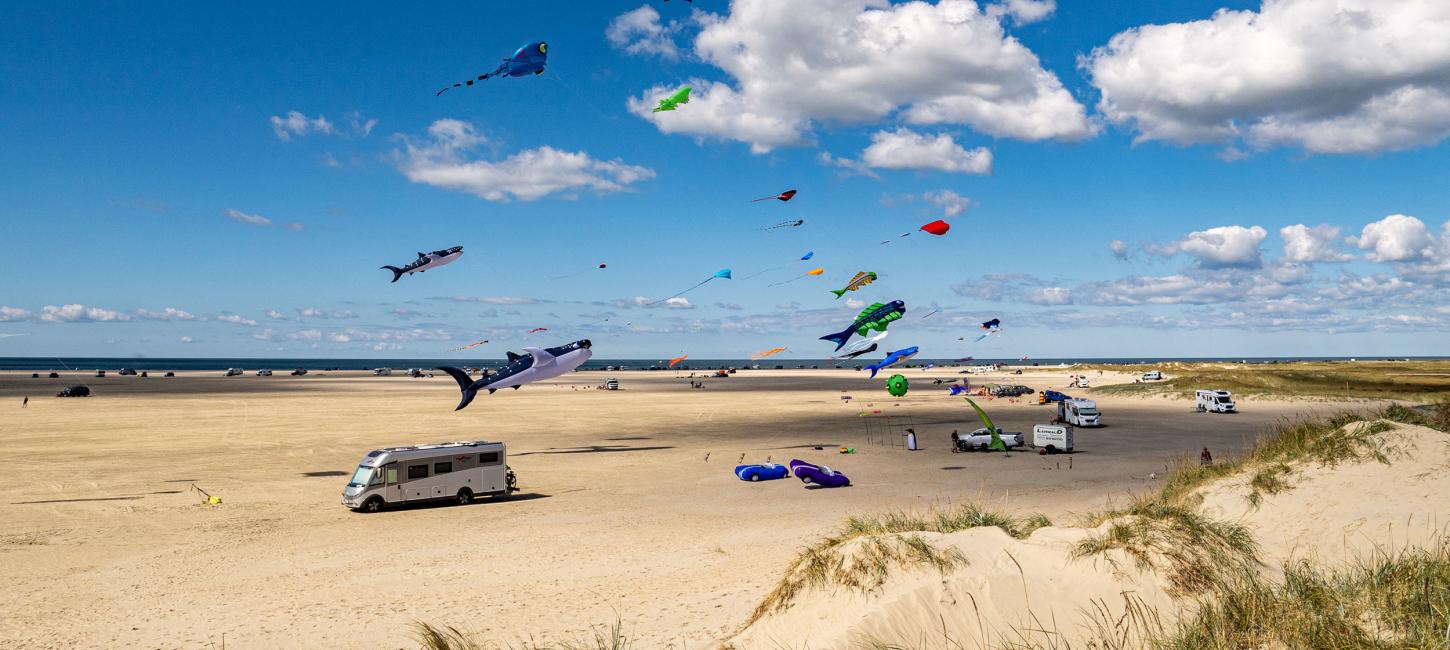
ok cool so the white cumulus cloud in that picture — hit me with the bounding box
[860,129,993,175]
[629,0,1094,152]
[270,111,335,141]
[1086,0,1450,155]
[606,5,684,59]
[40,304,130,322]
[1153,225,1268,268]
[0,306,33,321]
[398,119,655,202]
[1280,224,1352,263]
[1355,214,1433,262]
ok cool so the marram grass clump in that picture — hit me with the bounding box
[748,504,1052,624]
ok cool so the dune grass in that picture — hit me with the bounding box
[1145,405,1433,510]
[1157,538,1450,649]
[1071,498,1259,596]
[414,619,633,650]
[747,504,1052,625]
[1085,360,1450,402]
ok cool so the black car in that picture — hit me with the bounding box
[290,368,308,376]
[57,385,91,397]
[117,368,137,376]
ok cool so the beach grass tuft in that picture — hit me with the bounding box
[748,504,1051,624]
[1072,498,1259,596]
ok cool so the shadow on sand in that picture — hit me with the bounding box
[512,445,674,456]
[13,496,144,504]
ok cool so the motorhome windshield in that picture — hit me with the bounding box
[1217,397,1232,403]
[348,466,377,488]
[1078,407,1098,415]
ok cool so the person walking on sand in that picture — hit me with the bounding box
[22,396,28,408]
[1200,446,1213,466]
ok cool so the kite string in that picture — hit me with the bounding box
[645,276,713,306]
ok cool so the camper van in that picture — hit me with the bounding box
[1195,390,1237,413]
[1032,424,1073,453]
[1142,371,1163,381]
[342,440,514,512]
[605,377,620,390]
[225,368,244,377]
[373,367,392,377]
[1059,399,1101,427]
[256,369,273,377]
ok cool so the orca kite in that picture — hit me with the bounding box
[438,339,593,410]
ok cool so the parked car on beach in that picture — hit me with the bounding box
[57,385,91,397]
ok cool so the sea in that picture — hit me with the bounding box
[0,356,1437,372]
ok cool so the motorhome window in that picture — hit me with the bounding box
[434,461,452,474]
[385,468,398,484]
[480,452,500,464]
[1079,408,1098,415]
[407,465,428,480]
[366,450,384,457]
[348,466,375,488]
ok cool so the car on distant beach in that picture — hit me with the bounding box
[56,385,91,398]
[605,377,619,390]
[1142,371,1163,381]
[117,368,137,376]
[952,427,1025,452]
[257,369,273,377]
[1042,390,1072,403]
[290,368,307,376]
[225,368,244,377]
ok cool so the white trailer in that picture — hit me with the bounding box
[1032,424,1074,453]
[1195,390,1237,413]
[1059,399,1101,427]
[341,440,513,512]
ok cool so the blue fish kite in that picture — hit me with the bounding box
[820,300,906,351]
[801,251,814,260]
[436,41,548,95]
[865,346,919,379]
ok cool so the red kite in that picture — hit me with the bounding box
[752,189,797,202]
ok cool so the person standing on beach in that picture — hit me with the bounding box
[1200,446,1213,465]
[22,396,28,408]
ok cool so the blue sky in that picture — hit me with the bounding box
[4,0,1450,359]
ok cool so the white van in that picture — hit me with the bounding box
[1195,390,1237,413]
[256,369,273,377]
[225,368,244,377]
[1060,399,1101,427]
[342,440,513,512]
[605,377,619,390]
[1032,424,1074,453]
[1142,371,1163,381]
[373,367,392,376]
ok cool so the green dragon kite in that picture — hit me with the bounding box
[652,85,691,113]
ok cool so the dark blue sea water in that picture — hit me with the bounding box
[0,356,1434,372]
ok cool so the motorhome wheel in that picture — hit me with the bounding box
[361,497,383,513]
[457,488,474,505]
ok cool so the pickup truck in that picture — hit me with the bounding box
[952,427,1025,452]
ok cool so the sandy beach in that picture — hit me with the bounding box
[0,366,1351,648]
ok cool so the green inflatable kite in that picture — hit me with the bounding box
[963,396,1007,451]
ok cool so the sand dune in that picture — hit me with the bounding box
[731,420,1450,648]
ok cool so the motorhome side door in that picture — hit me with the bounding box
[384,463,400,504]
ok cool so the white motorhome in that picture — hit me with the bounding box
[1195,390,1237,413]
[372,367,392,376]
[225,368,244,377]
[1059,399,1101,427]
[342,440,513,512]
[605,377,619,390]
[1142,371,1163,381]
[1032,424,1074,453]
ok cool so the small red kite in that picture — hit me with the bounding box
[752,189,797,202]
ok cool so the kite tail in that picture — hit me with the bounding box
[819,327,853,352]
[866,363,881,379]
[438,367,479,411]
[830,289,846,299]
[436,63,507,96]
[381,266,404,283]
